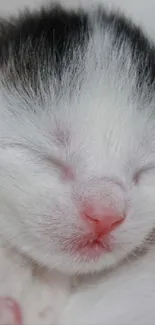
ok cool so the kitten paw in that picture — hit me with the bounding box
[0,297,22,325]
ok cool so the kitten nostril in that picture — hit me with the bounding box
[110,218,124,231]
[85,214,100,224]
[82,208,124,236]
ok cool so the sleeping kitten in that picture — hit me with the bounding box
[0,3,155,324]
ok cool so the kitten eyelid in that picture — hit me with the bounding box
[46,156,66,170]
[1,142,65,169]
[133,164,155,184]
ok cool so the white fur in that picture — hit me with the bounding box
[60,247,155,325]
[0,4,155,324]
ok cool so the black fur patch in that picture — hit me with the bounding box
[0,5,89,92]
[98,10,155,94]
[0,5,155,100]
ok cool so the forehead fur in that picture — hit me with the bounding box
[0,4,155,107]
[0,4,155,171]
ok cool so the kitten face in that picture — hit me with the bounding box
[0,5,155,274]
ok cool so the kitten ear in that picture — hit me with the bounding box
[0,297,22,325]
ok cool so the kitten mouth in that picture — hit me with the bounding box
[65,235,113,260]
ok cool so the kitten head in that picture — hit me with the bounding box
[0,5,155,274]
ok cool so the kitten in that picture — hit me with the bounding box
[0,3,155,324]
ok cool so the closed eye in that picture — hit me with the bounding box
[2,142,68,174]
[133,165,155,185]
[47,156,74,180]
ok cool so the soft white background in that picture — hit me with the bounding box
[0,0,155,40]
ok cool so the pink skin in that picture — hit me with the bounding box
[0,297,22,325]
[62,204,125,260]
[82,205,124,237]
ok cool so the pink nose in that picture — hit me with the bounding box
[82,207,124,237]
